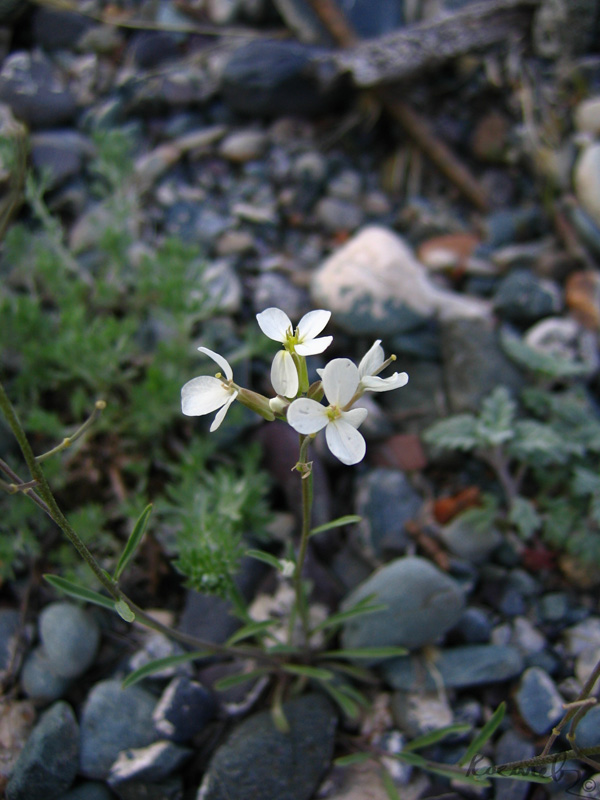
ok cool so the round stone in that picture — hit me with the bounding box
[39,602,100,679]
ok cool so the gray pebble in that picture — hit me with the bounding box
[197,693,336,800]
[7,701,79,800]
[39,602,100,679]
[515,667,564,735]
[341,556,465,661]
[79,679,157,780]
[383,644,524,691]
[21,645,71,701]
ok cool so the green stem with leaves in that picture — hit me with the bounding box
[0,379,278,668]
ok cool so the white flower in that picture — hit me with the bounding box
[181,346,238,431]
[357,340,409,392]
[256,307,332,398]
[287,358,368,465]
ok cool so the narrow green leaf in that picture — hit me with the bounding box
[214,669,268,691]
[320,646,408,660]
[226,619,277,645]
[266,643,301,655]
[458,702,506,767]
[310,601,387,635]
[122,651,210,688]
[488,770,551,784]
[393,753,490,787]
[282,664,333,680]
[114,599,135,622]
[334,753,372,767]
[423,763,491,787]
[114,504,152,581]
[381,766,402,800]
[271,698,290,733]
[44,574,115,610]
[403,723,472,751]
[318,681,360,718]
[309,515,361,537]
[324,662,377,684]
[246,548,286,572]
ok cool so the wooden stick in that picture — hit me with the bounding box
[307,0,497,210]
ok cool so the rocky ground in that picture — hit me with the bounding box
[2,0,600,799]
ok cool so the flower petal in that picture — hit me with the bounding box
[197,346,233,381]
[256,307,292,342]
[358,340,383,377]
[360,372,409,392]
[297,309,331,342]
[295,335,333,356]
[342,407,368,428]
[287,398,329,434]
[210,390,238,431]
[326,418,366,465]
[181,376,230,416]
[271,350,299,398]
[321,358,359,407]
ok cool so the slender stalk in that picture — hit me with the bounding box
[290,434,313,646]
[36,399,106,462]
[0,380,279,668]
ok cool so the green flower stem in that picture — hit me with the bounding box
[0,380,279,668]
[291,433,313,646]
[489,745,600,775]
[35,399,107,462]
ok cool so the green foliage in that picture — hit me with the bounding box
[500,328,593,379]
[0,127,263,580]
[424,383,600,567]
[157,440,272,599]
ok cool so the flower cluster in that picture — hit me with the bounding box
[181,308,408,465]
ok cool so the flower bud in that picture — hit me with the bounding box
[269,395,290,415]
[237,388,275,421]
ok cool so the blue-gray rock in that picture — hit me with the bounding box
[454,607,492,644]
[127,31,180,69]
[382,357,447,431]
[515,667,564,735]
[21,646,71,701]
[570,705,600,748]
[494,730,535,800]
[389,320,441,360]
[0,51,77,128]
[484,207,546,248]
[341,556,465,661]
[493,269,562,324]
[314,197,363,233]
[440,317,524,413]
[355,469,422,557]
[39,602,100,679]
[153,677,217,742]
[0,608,20,679]
[31,8,95,50]
[339,0,405,38]
[30,131,94,189]
[6,701,79,800]
[252,273,310,322]
[79,679,157,780]
[222,40,345,118]
[439,513,502,563]
[108,740,192,786]
[537,592,570,623]
[197,693,336,800]
[383,645,523,690]
[57,784,114,800]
